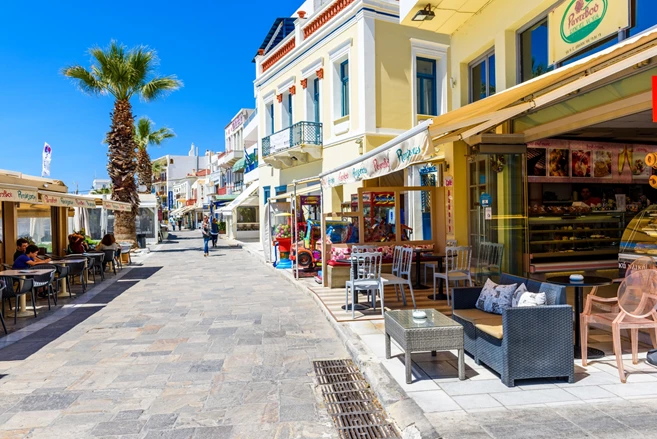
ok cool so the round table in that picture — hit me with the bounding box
[547,275,612,360]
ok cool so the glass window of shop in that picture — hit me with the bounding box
[17,204,53,252]
[136,207,155,239]
[519,18,552,83]
[237,206,259,232]
[469,51,496,103]
[340,60,350,117]
[401,189,433,242]
[417,58,437,115]
[469,153,527,276]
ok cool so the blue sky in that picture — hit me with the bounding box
[0,0,300,192]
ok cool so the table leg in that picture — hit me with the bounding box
[574,286,604,360]
[458,349,465,380]
[385,332,391,359]
[58,278,68,297]
[19,295,27,312]
[405,351,412,384]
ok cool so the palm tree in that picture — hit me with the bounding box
[62,41,182,243]
[134,117,175,193]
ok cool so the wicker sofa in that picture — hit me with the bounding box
[452,274,574,387]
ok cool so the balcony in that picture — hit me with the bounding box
[217,148,244,169]
[262,121,322,169]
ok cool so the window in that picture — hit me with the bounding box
[281,93,292,128]
[313,77,320,123]
[340,60,349,117]
[629,0,657,36]
[263,186,270,205]
[470,51,496,103]
[519,18,552,83]
[266,102,275,135]
[287,93,293,127]
[416,58,437,115]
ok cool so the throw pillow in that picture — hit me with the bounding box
[517,292,547,307]
[476,279,518,314]
[511,283,528,307]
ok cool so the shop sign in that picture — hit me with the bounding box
[419,165,437,175]
[299,195,321,205]
[168,191,173,210]
[322,129,431,188]
[548,0,629,65]
[269,128,290,154]
[373,192,395,206]
[103,200,131,212]
[479,193,492,207]
[42,194,95,208]
[0,187,39,203]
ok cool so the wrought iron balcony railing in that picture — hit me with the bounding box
[262,121,322,157]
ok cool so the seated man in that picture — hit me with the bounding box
[13,245,51,269]
[13,238,29,262]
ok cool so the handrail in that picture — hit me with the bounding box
[262,121,323,157]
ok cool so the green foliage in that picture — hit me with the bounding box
[135,116,176,151]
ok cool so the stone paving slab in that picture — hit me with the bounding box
[0,231,345,438]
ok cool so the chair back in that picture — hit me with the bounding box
[352,245,378,254]
[618,269,657,318]
[103,250,115,265]
[31,269,55,284]
[352,252,383,282]
[2,263,12,271]
[446,239,457,247]
[67,261,86,276]
[446,246,472,273]
[56,265,70,277]
[391,246,402,275]
[1,277,35,295]
[478,242,504,272]
[398,247,414,278]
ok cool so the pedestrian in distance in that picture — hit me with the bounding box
[211,217,219,248]
[201,215,211,257]
[177,218,182,231]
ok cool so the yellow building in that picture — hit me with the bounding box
[400,0,657,276]
[254,0,449,246]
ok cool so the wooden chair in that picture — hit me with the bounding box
[382,247,415,308]
[433,246,473,307]
[581,269,657,383]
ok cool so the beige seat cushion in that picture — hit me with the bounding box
[452,308,499,324]
[475,319,504,339]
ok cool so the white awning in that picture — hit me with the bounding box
[269,183,321,201]
[320,119,434,188]
[219,181,260,215]
[40,190,99,208]
[0,183,41,204]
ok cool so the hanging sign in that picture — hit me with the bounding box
[269,128,291,154]
[322,129,432,188]
[0,186,39,203]
[548,0,630,65]
[103,200,131,212]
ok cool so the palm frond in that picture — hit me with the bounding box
[148,126,176,146]
[141,75,183,102]
[128,46,156,86]
[61,65,104,95]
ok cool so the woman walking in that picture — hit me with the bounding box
[201,216,211,257]
[211,217,219,248]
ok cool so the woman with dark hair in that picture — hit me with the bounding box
[69,234,88,254]
[96,234,120,251]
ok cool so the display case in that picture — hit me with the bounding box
[527,212,625,273]
[619,205,657,275]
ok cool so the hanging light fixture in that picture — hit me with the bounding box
[412,4,435,22]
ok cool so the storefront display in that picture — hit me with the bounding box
[619,205,657,275]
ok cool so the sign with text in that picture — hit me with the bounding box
[0,186,39,203]
[322,129,432,188]
[269,128,291,154]
[103,200,131,212]
[42,194,96,208]
[548,0,629,65]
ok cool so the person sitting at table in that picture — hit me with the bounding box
[13,245,51,269]
[68,233,88,254]
[13,238,29,262]
[96,234,120,251]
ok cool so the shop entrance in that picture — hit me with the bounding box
[468,151,527,276]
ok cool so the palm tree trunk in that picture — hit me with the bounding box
[107,99,139,244]
[137,147,154,194]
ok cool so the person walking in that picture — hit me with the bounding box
[177,218,182,231]
[201,216,211,257]
[211,217,219,248]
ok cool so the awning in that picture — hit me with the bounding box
[170,206,186,216]
[219,181,260,214]
[320,119,434,188]
[214,194,238,201]
[232,158,246,172]
[270,183,321,201]
[40,191,98,208]
[429,28,657,146]
[102,200,132,212]
[0,183,40,204]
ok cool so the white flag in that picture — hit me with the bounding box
[42,142,52,177]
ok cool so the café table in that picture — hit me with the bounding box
[48,259,87,296]
[410,249,447,300]
[1,269,56,317]
[544,275,612,360]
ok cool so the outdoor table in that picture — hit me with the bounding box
[411,249,446,298]
[48,259,87,296]
[385,309,465,383]
[2,269,55,317]
[545,275,612,360]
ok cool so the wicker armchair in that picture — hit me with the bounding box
[452,273,574,387]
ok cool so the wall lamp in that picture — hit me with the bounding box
[355,137,364,155]
[413,4,435,22]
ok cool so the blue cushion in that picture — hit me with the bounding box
[526,280,543,294]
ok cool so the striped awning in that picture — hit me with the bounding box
[232,158,246,172]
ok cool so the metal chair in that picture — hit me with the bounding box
[424,239,457,283]
[345,252,384,319]
[0,276,37,323]
[2,263,13,271]
[54,265,72,298]
[390,246,402,277]
[476,242,504,284]
[433,246,473,307]
[382,247,416,308]
[31,269,57,310]
[0,281,7,334]
[352,245,378,254]
[85,253,105,283]
[67,261,87,293]
[103,250,118,275]
[115,248,123,270]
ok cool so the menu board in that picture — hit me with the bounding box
[527,140,657,184]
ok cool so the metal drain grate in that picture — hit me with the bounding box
[314,359,401,439]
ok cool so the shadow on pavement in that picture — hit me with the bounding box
[0,267,162,361]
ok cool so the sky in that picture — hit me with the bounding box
[0,0,300,192]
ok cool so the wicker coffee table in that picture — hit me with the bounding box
[385,309,465,383]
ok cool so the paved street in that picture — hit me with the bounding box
[0,232,347,438]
